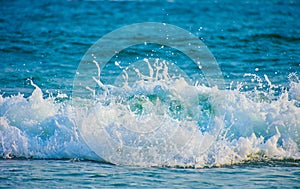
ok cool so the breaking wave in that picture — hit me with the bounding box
[0,59,299,168]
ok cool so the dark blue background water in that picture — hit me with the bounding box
[1,0,299,96]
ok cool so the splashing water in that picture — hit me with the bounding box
[0,60,299,167]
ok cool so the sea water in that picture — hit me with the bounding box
[0,0,299,188]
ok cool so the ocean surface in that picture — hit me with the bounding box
[0,0,299,188]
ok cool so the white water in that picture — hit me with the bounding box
[0,61,299,167]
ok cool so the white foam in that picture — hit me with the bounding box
[0,68,299,167]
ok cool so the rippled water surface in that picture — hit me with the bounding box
[1,159,299,188]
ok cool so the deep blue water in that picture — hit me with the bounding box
[1,0,299,95]
[0,0,299,188]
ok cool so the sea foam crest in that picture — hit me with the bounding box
[0,61,299,167]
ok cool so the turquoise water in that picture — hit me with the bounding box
[1,0,300,187]
[0,159,299,188]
